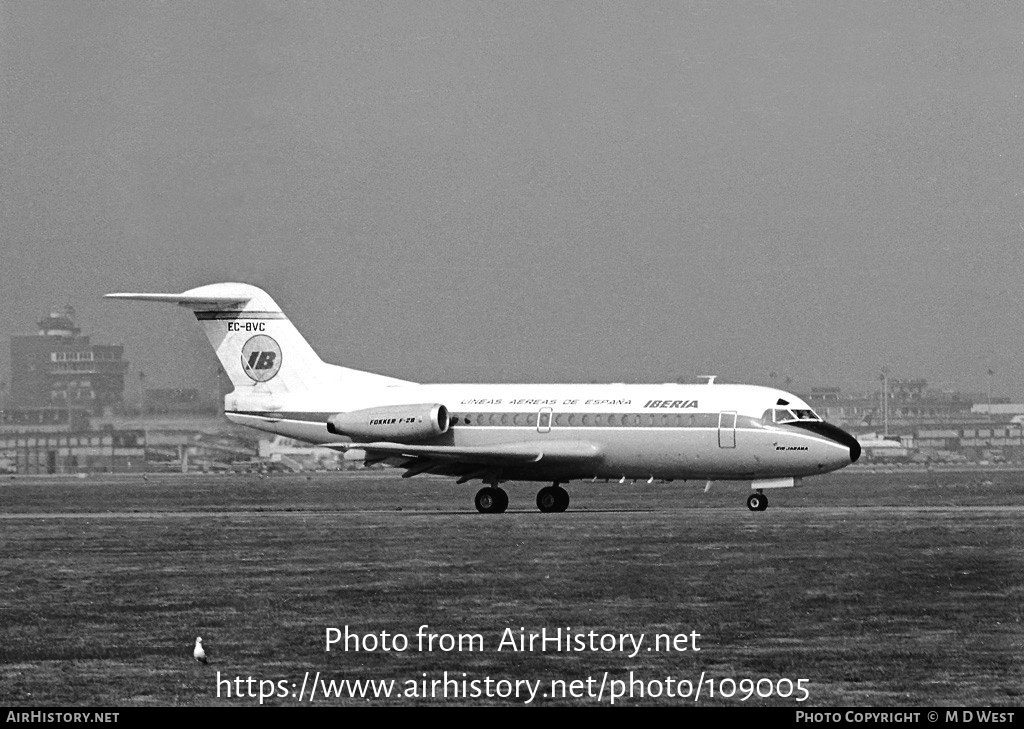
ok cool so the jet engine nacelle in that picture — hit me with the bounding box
[326,403,450,441]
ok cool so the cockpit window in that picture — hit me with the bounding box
[762,408,823,424]
[792,409,820,421]
[769,408,822,423]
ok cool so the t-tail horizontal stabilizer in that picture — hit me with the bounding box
[106,282,413,401]
[103,292,252,308]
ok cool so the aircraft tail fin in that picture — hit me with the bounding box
[106,283,410,403]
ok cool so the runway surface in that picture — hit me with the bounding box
[2,504,1024,518]
[2,469,1022,706]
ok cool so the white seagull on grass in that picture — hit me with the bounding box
[193,636,208,664]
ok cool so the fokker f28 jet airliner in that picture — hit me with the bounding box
[106,283,860,513]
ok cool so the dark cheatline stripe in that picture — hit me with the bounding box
[447,412,762,430]
[229,410,765,430]
[195,311,288,320]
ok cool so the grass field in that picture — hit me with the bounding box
[1,468,1022,706]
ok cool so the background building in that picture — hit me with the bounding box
[0,429,146,474]
[9,307,127,416]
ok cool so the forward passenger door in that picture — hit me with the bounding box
[718,411,737,448]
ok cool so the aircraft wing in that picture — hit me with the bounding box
[319,440,602,479]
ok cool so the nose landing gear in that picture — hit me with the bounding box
[746,491,768,512]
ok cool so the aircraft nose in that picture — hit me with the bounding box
[840,427,861,463]
[819,422,861,463]
[785,421,861,463]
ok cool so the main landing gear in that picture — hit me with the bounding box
[536,483,569,513]
[474,482,571,513]
[746,491,768,512]
[474,486,509,514]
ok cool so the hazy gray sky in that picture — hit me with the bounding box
[3,1,1024,399]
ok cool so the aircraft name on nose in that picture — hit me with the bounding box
[643,400,699,409]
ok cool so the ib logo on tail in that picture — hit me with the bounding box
[240,335,282,382]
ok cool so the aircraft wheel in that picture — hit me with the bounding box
[553,485,569,512]
[536,486,559,513]
[476,487,507,514]
[746,493,768,512]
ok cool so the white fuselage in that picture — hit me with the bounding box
[225,381,854,483]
